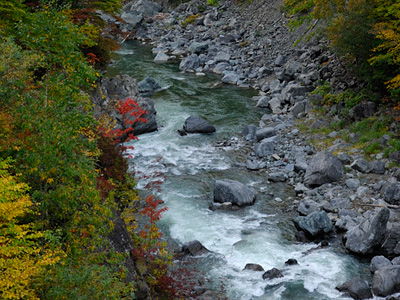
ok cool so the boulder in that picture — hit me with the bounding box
[262,268,284,280]
[293,211,333,237]
[189,42,209,54]
[221,72,239,85]
[126,97,158,135]
[181,240,210,256]
[214,179,256,207]
[345,208,390,255]
[337,277,373,300]
[304,151,344,187]
[242,125,258,141]
[389,151,400,163]
[370,256,392,273]
[369,160,385,174]
[298,199,322,215]
[381,223,400,257]
[349,101,376,121]
[255,127,276,142]
[351,159,369,173]
[254,137,277,158]
[100,74,139,101]
[120,11,143,31]
[179,54,200,72]
[372,265,400,296]
[138,77,161,95]
[154,52,169,63]
[243,263,264,272]
[183,116,216,134]
[383,183,400,205]
[285,259,298,265]
[268,172,287,182]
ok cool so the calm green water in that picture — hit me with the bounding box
[107,40,369,300]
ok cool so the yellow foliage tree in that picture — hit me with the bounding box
[0,158,62,300]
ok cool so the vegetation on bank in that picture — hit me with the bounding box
[283,0,400,157]
[0,1,176,299]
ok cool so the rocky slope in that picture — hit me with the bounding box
[100,0,400,298]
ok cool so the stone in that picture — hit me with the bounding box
[256,96,271,108]
[183,116,216,134]
[214,51,231,63]
[154,52,169,63]
[293,211,333,237]
[214,179,256,207]
[285,259,298,265]
[124,0,162,17]
[383,183,400,205]
[337,277,373,300]
[389,151,400,163]
[242,125,258,141]
[243,263,264,272]
[298,199,321,215]
[181,240,210,256]
[372,265,400,296]
[349,101,376,121]
[262,268,284,280]
[268,172,287,182]
[381,223,400,257]
[255,127,276,142]
[179,54,200,72]
[351,159,369,173]
[369,160,385,174]
[128,97,158,135]
[254,137,277,158]
[120,11,143,31]
[221,72,239,85]
[138,77,161,94]
[392,257,400,265]
[345,208,390,255]
[274,55,286,67]
[304,151,344,187]
[189,42,209,54]
[346,179,360,189]
[268,97,282,114]
[370,256,392,273]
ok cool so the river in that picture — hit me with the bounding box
[107,40,370,300]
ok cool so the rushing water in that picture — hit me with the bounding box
[107,40,370,300]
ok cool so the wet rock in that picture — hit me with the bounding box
[304,151,344,187]
[351,159,369,173]
[255,127,276,142]
[243,263,264,272]
[154,52,170,63]
[336,277,373,299]
[262,268,284,280]
[181,240,210,256]
[370,256,392,273]
[372,265,400,296]
[183,116,216,134]
[344,208,390,255]
[138,77,161,94]
[285,259,298,265]
[214,179,256,207]
[242,124,258,141]
[180,54,200,72]
[293,211,333,237]
[221,71,239,85]
[383,183,400,205]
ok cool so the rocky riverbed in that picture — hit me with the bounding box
[98,0,400,298]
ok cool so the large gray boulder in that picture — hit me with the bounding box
[255,127,276,142]
[293,211,333,237]
[381,223,400,257]
[122,97,158,136]
[138,77,161,95]
[304,151,344,187]
[349,101,376,121]
[181,240,210,256]
[214,179,256,207]
[370,256,392,273]
[179,54,200,72]
[183,116,216,134]
[345,208,390,255]
[221,72,239,85]
[254,136,277,158]
[337,277,373,299]
[372,265,400,296]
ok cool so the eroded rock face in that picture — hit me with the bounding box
[344,208,390,255]
[214,179,256,207]
[304,151,344,187]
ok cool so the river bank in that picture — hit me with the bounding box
[100,0,400,298]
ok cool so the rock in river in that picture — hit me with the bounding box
[214,179,256,207]
[183,116,216,134]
